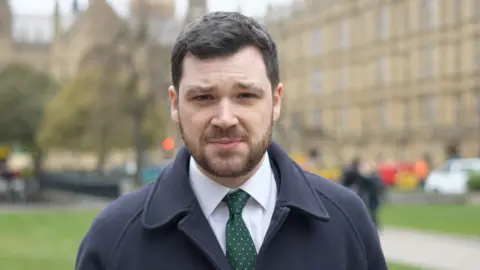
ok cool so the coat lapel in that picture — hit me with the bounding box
[141,147,230,269]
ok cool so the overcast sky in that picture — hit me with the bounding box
[11,0,294,17]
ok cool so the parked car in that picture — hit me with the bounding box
[424,158,480,194]
[377,162,399,187]
[377,161,416,188]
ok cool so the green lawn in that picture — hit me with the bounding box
[0,206,470,269]
[0,210,99,270]
[388,262,426,270]
[380,204,480,237]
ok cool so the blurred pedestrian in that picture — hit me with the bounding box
[340,157,362,193]
[414,153,430,189]
[0,158,16,202]
[359,160,385,228]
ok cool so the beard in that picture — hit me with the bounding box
[179,115,273,178]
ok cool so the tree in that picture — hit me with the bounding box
[0,62,58,173]
[38,69,100,150]
[41,2,170,178]
[108,8,170,183]
[38,61,168,174]
[38,68,131,172]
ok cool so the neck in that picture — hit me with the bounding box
[199,155,266,189]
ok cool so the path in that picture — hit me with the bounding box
[0,190,111,213]
[0,201,109,213]
[380,227,480,270]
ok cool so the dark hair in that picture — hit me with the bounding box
[308,148,319,158]
[351,157,361,168]
[170,11,280,90]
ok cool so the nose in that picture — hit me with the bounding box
[211,100,239,129]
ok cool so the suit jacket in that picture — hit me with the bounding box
[76,142,387,270]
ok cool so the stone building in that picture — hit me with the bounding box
[0,0,208,168]
[0,0,194,77]
[266,0,480,167]
[0,0,208,97]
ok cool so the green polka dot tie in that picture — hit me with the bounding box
[224,190,257,270]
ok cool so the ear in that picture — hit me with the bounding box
[168,86,179,123]
[273,83,283,122]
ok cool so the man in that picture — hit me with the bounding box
[358,160,385,227]
[414,154,430,189]
[76,12,387,270]
[0,158,16,202]
[341,157,362,191]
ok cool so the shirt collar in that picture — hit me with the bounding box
[189,152,273,217]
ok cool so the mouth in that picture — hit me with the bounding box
[207,138,244,150]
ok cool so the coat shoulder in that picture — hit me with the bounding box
[303,170,363,209]
[76,183,153,267]
[91,182,151,233]
[302,170,385,266]
[302,170,375,238]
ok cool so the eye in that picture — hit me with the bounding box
[238,93,257,99]
[192,95,214,101]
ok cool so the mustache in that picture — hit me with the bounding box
[203,128,248,141]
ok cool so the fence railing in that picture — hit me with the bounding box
[37,171,125,199]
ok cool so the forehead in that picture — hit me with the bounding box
[179,46,270,90]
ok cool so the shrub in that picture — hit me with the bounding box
[467,171,480,191]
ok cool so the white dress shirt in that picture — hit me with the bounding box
[189,153,277,253]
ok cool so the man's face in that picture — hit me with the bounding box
[169,46,282,178]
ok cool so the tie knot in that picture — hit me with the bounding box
[224,189,250,215]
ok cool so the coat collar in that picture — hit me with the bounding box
[141,141,330,229]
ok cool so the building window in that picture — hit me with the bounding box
[360,108,368,134]
[378,56,389,85]
[474,0,480,17]
[476,90,480,115]
[310,71,322,94]
[474,90,480,127]
[380,101,388,129]
[455,40,462,73]
[311,109,322,128]
[340,65,348,90]
[311,29,322,55]
[404,4,411,34]
[339,19,349,49]
[421,0,437,29]
[475,36,480,70]
[378,6,389,40]
[426,95,436,126]
[404,99,411,129]
[340,107,348,131]
[291,112,302,130]
[454,1,462,24]
[453,94,462,125]
[421,47,435,78]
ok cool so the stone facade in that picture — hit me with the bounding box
[0,0,205,83]
[266,0,480,167]
[1,0,208,168]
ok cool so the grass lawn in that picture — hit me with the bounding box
[0,210,99,270]
[0,207,461,269]
[388,262,427,270]
[380,204,480,237]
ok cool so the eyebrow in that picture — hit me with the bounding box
[233,82,265,95]
[183,82,265,97]
[184,86,214,97]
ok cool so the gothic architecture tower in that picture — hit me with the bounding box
[0,0,12,61]
[0,0,12,38]
[185,0,208,23]
[131,0,175,19]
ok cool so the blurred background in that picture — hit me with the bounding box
[0,0,479,269]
